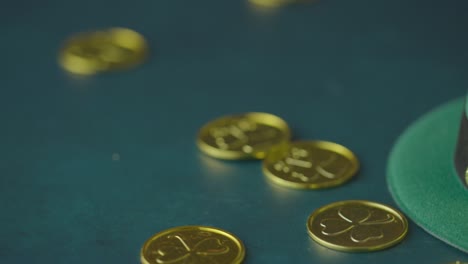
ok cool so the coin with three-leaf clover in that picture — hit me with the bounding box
[263,140,359,189]
[140,226,245,264]
[197,112,291,160]
[307,200,408,252]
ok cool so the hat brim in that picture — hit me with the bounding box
[387,97,468,253]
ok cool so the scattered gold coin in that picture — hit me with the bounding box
[307,200,408,252]
[248,0,294,8]
[248,0,316,8]
[197,112,291,160]
[59,28,148,75]
[263,141,359,189]
[141,226,245,264]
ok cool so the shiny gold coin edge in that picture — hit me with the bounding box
[140,225,246,264]
[262,140,359,189]
[306,200,409,252]
[197,112,291,160]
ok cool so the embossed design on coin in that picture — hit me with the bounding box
[209,118,277,153]
[153,233,230,263]
[197,113,291,160]
[307,200,408,252]
[263,141,358,189]
[320,207,396,243]
[141,226,245,264]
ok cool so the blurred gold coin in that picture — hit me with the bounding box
[58,33,108,75]
[263,141,359,189]
[197,112,291,160]
[307,200,408,252]
[58,28,148,75]
[248,0,294,8]
[140,226,245,264]
[101,28,148,69]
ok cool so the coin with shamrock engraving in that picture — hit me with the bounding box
[263,141,359,189]
[141,226,245,264]
[197,112,291,160]
[307,200,408,252]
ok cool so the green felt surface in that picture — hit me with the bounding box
[388,98,468,253]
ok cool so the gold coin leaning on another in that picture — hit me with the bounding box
[307,200,409,252]
[197,112,291,160]
[263,141,359,189]
[58,28,148,75]
[140,226,245,264]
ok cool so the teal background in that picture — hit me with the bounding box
[1,0,467,263]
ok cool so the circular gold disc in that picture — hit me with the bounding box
[140,226,245,264]
[197,112,291,160]
[248,0,293,8]
[58,28,148,75]
[58,33,109,75]
[263,141,359,189]
[307,200,409,252]
[102,27,148,70]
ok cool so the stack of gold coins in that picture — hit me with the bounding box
[58,28,148,75]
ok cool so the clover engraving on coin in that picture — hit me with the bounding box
[307,200,408,252]
[149,232,231,263]
[320,206,396,243]
[209,118,280,153]
[272,147,347,182]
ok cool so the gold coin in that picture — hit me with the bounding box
[58,28,148,75]
[263,141,359,189]
[58,33,109,75]
[307,200,408,252]
[140,226,245,264]
[248,0,294,8]
[101,28,148,70]
[197,112,291,160]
